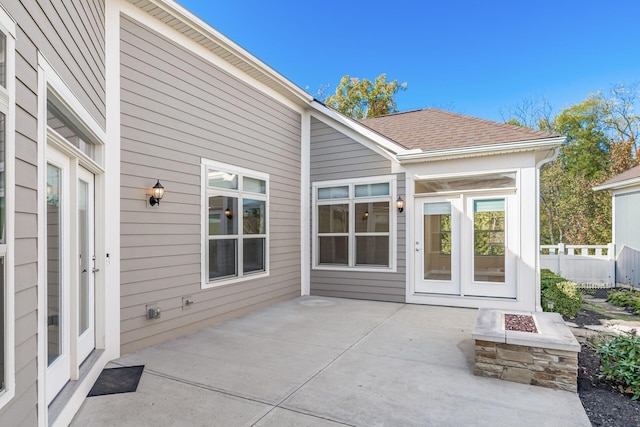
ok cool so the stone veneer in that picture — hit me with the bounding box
[472,309,580,392]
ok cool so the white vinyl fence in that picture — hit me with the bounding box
[540,243,615,286]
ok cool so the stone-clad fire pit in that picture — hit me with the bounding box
[472,308,580,392]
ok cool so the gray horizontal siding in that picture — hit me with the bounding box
[119,15,302,354]
[309,117,406,302]
[0,1,102,421]
[11,0,105,127]
[310,118,391,181]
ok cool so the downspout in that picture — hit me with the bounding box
[534,147,560,311]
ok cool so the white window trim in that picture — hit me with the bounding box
[312,175,397,272]
[201,159,270,289]
[0,4,15,410]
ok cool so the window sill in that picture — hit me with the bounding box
[201,271,269,289]
[312,265,397,273]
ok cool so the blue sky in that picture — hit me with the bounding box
[177,0,639,122]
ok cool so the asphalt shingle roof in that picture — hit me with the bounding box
[360,108,560,152]
[599,164,640,187]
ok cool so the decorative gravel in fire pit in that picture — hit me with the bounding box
[504,313,538,333]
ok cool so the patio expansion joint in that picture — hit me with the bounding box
[108,361,275,407]
[249,303,407,426]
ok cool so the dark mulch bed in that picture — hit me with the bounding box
[569,290,640,426]
[578,343,640,426]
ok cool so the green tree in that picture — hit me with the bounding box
[506,85,640,245]
[325,74,407,119]
[553,94,610,180]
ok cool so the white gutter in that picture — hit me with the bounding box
[593,176,640,191]
[146,0,314,105]
[396,136,566,163]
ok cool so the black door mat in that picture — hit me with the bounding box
[88,365,145,397]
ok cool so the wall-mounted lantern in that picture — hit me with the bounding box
[149,180,165,206]
[396,196,404,213]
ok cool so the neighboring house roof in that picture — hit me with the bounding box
[360,108,561,153]
[593,164,640,191]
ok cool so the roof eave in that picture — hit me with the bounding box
[593,176,640,192]
[132,0,314,106]
[310,101,407,156]
[396,136,566,163]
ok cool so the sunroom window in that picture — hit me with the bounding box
[202,160,268,287]
[314,178,395,270]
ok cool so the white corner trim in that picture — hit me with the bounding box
[397,137,566,163]
[118,1,307,114]
[301,111,311,295]
[36,60,48,427]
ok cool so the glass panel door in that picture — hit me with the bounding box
[415,197,461,294]
[77,168,95,363]
[465,196,517,298]
[46,150,71,404]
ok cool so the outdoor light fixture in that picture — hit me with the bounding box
[224,208,233,218]
[396,196,404,213]
[149,180,165,206]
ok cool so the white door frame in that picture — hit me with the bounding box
[414,195,462,295]
[413,191,518,299]
[75,167,95,367]
[45,147,72,404]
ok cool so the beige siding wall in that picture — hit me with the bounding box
[1,0,105,424]
[309,117,406,302]
[119,15,302,354]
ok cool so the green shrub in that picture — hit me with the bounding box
[540,269,565,291]
[541,280,582,317]
[607,290,640,315]
[596,331,640,400]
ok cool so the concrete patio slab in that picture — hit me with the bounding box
[114,328,343,404]
[72,367,271,426]
[72,296,590,427]
[213,297,403,349]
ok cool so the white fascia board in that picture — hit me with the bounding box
[593,177,640,192]
[139,0,313,107]
[396,136,566,163]
[309,101,405,161]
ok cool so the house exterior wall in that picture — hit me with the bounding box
[0,1,105,425]
[309,116,406,302]
[613,187,640,252]
[119,14,302,354]
[612,186,640,287]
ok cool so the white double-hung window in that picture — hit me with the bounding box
[202,159,269,288]
[0,4,15,408]
[313,176,396,271]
